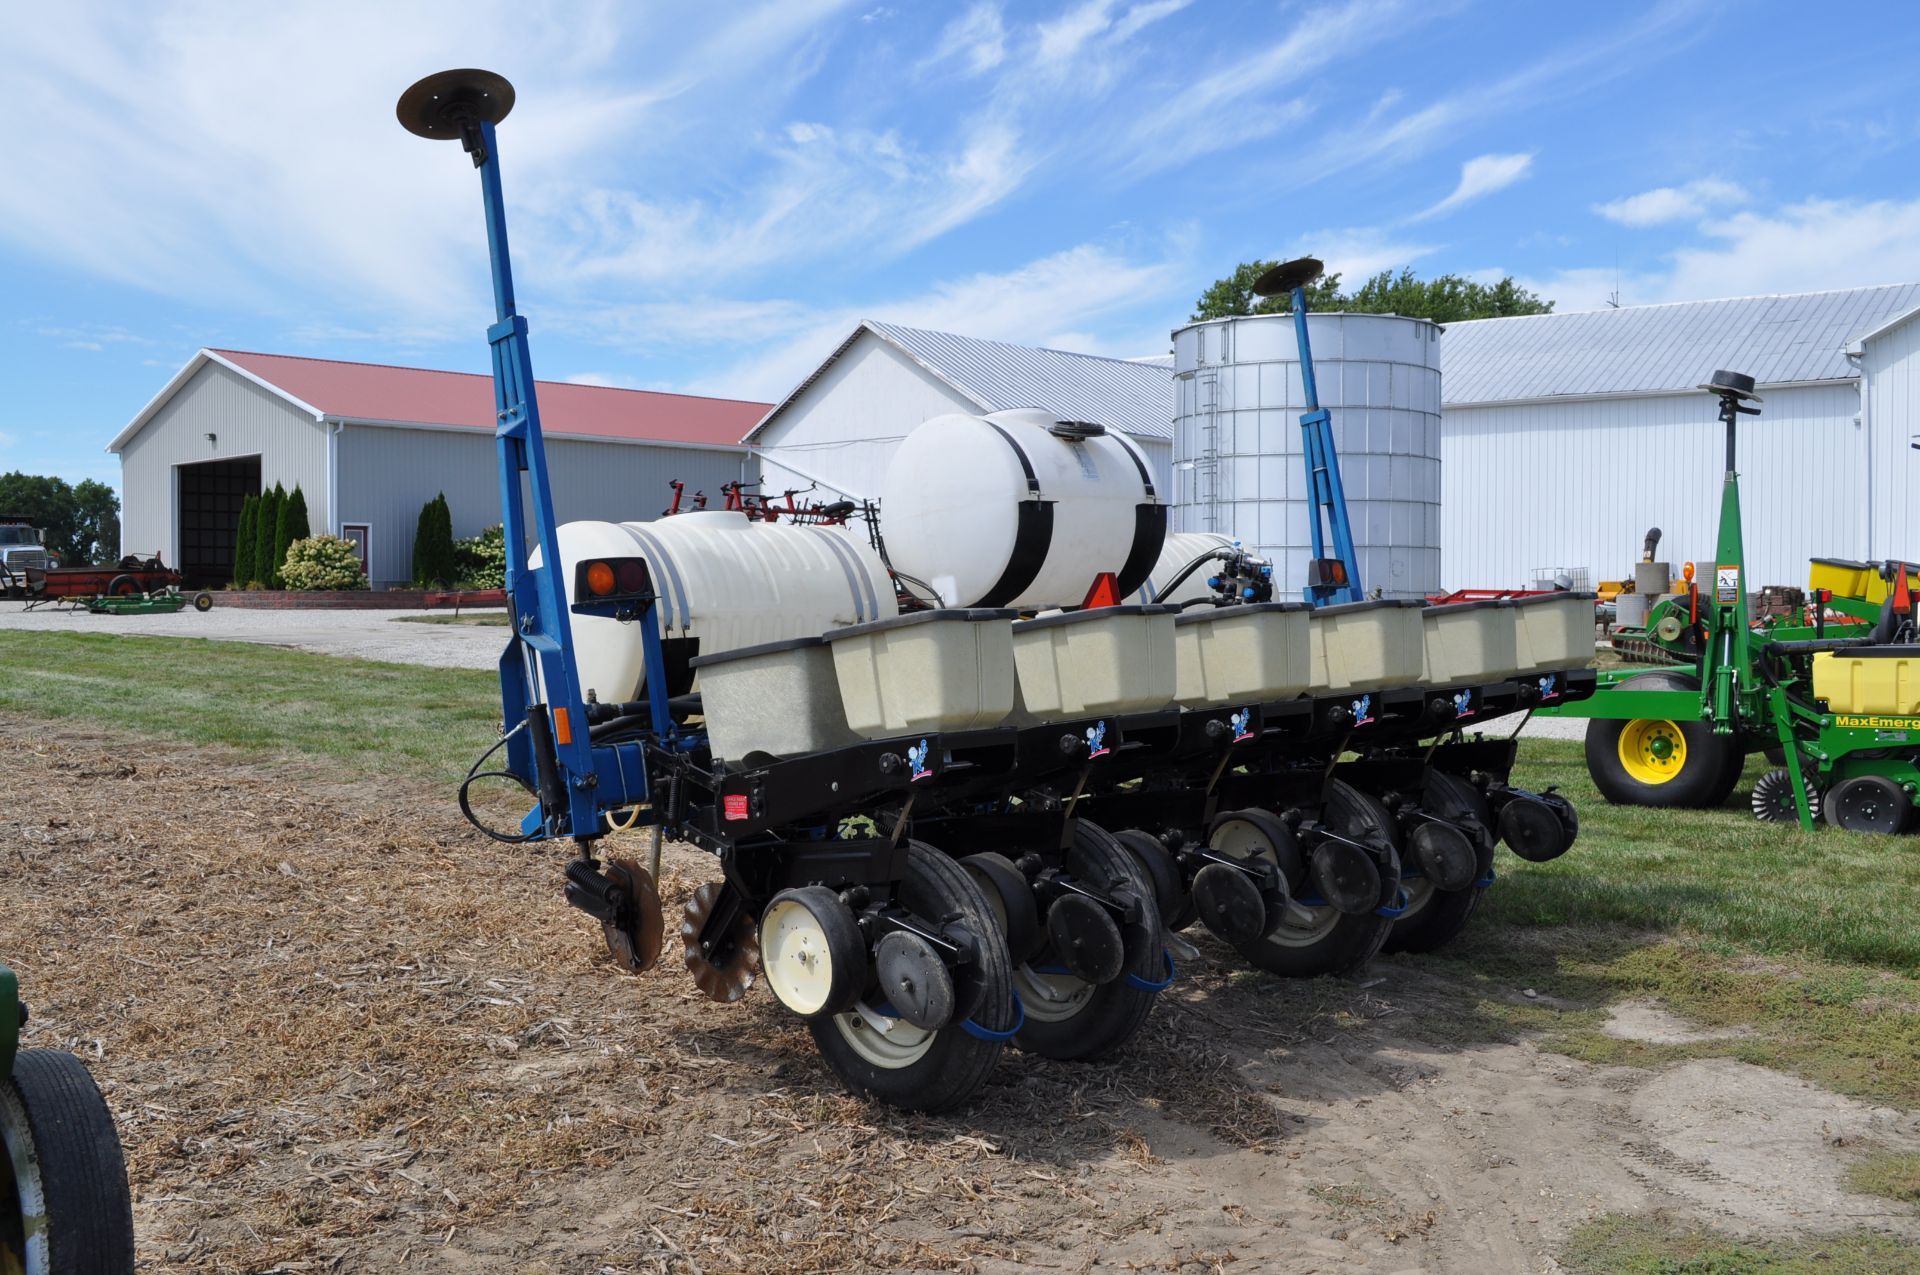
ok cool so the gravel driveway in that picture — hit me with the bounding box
[0,600,507,669]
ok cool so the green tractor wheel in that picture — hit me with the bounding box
[1584,671,1743,808]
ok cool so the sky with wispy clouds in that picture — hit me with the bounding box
[5,0,1919,487]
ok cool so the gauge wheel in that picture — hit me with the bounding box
[1013,822,1166,1062]
[1232,779,1397,978]
[1824,775,1914,835]
[2,1049,135,1275]
[812,841,1013,1112]
[1384,769,1494,955]
[1584,671,1742,808]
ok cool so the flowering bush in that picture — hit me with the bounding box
[454,524,506,590]
[279,535,370,590]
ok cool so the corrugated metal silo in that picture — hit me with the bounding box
[1170,312,1443,599]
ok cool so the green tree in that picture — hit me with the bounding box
[233,493,258,587]
[274,485,310,586]
[1191,262,1552,323]
[0,472,122,565]
[253,483,282,588]
[412,492,456,587]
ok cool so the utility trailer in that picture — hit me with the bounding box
[403,68,1594,1112]
[1,551,210,613]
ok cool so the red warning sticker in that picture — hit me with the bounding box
[723,793,750,821]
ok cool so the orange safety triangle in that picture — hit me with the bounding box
[1081,572,1122,609]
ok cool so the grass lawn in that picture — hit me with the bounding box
[3,629,1917,1269]
[392,612,511,626]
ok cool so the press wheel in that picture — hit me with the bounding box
[1013,821,1166,1062]
[812,842,1014,1112]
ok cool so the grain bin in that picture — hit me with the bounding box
[1170,312,1442,599]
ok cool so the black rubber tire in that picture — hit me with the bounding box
[2,1049,136,1275]
[192,591,214,612]
[1584,671,1743,808]
[1233,779,1396,978]
[1824,775,1913,835]
[810,842,1012,1113]
[104,575,138,598]
[1113,828,1188,931]
[1013,821,1165,1062]
[1384,769,1492,955]
[960,852,1043,964]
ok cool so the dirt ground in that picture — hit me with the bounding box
[5,715,1917,1274]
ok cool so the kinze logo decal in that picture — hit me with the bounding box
[1835,714,1920,730]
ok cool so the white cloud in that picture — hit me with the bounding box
[1410,152,1535,222]
[563,371,643,388]
[1594,178,1749,227]
[681,241,1187,402]
[1519,196,1920,312]
[1120,0,1408,174]
[1296,230,1438,283]
[926,4,1007,75]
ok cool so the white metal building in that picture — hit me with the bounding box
[745,321,1174,500]
[1441,285,1920,591]
[110,349,761,588]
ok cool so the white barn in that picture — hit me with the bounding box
[745,321,1174,501]
[1440,286,1920,591]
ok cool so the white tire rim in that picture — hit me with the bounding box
[1394,875,1435,922]
[832,1002,937,1069]
[1210,816,1343,946]
[1,1081,48,1275]
[1015,964,1095,1023]
[760,898,840,1018]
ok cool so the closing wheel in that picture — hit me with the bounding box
[1385,769,1494,955]
[813,842,1013,1113]
[1498,796,1573,862]
[1231,780,1396,978]
[1752,767,1821,824]
[1824,775,1914,835]
[1584,671,1742,808]
[1013,821,1166,1062]
[2,1049,136,1275]
[759,886,866,1020]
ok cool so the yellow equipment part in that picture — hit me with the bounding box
[1813,649,1920,716]
[1809,557,1920,604]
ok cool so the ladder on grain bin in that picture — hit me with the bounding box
[1252,258,1364,606]
[396,71,671,846]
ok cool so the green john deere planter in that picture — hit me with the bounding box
[2,965,135,1275]
[1542,370,1920,833]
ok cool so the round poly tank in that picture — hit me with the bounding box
[1170,312,1442,599]
[1129,531,1233,606]
[540,511,897,703]
[877,408,1165,610]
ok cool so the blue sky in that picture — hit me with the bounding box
[5,0,1920,491]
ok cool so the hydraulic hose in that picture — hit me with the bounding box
[1151,549,1233,604]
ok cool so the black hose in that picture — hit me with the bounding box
[1151,549,1231,604]
[459,723,540,844]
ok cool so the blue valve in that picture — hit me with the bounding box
[1242,586,1257,598]
[1207,576,1221,589]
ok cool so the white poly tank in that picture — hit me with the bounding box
[542,511,898,703]
[1170,312,1442,599]
[878,408,1165,610]
[1129,531,1234,606]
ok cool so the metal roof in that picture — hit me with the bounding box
[1442,284,1920,405]
[747,320,1173,442]
[111,349,766,453]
